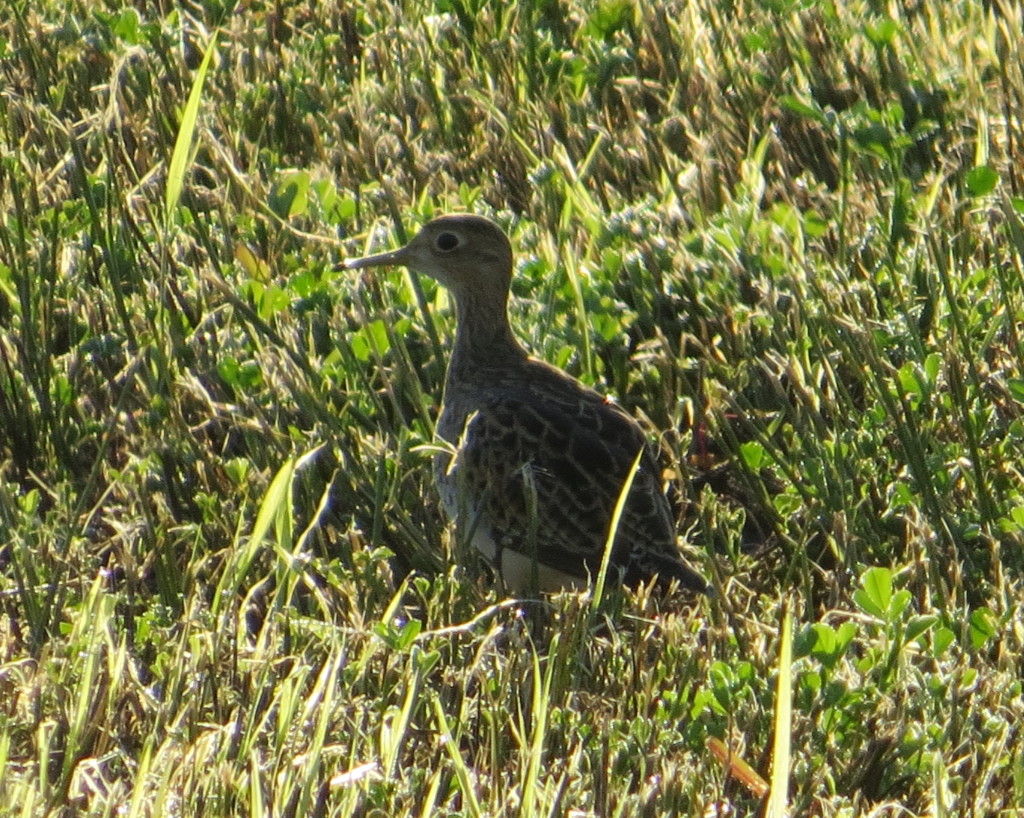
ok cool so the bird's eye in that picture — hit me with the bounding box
[436,232,459,252]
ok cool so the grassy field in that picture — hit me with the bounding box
[2,0,1024,815]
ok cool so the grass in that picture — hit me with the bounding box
[1,0,1023,814]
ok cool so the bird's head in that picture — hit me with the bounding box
[344,215,514,298]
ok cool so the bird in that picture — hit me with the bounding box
[344,214,709,596]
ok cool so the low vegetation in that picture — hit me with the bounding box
[1,0,1023,815]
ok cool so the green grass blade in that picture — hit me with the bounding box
[165,33,218,224]
[432,694,484,818]
[213,452,296,619]
[521,637,555,817]
[590,448,644,614]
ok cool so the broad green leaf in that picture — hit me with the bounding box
[269,170,312,219]
[854,566,893,619]
[905,614,938,644]
[968,608,997,650]
[865,17,900,46]
[965,165,999,197]
[779,95,826,123]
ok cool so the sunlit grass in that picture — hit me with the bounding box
[2,0,1023,815]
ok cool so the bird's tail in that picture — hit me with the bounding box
[624,549,712,595]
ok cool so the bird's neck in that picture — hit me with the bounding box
[447,287,527,385]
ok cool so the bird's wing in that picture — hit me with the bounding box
[453,386,686,582]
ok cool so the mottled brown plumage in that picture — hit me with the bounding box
[345,215,708,594]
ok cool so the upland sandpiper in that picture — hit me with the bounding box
[345,215,709,595]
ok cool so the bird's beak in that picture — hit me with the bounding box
[340,246,409,270]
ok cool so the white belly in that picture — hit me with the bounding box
[468,524,586,593]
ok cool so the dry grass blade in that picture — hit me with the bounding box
[767,602,793,818]
[706,737,769,799]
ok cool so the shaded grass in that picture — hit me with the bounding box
[2,0,1024,815]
